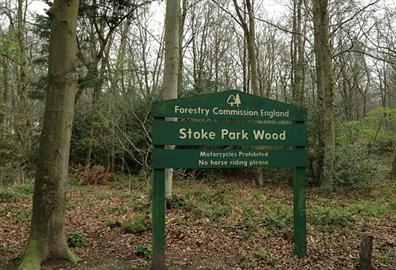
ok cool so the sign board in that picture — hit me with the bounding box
[152,121,307,146]
[151,90,307,270]
[152,90,306,121]
[152,149,308,168]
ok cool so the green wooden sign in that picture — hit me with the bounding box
[151,90,307,270]
[152,90,306,121]
[152,149,308,168]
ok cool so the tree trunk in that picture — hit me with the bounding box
[1,59,9,124]
[177,0,187,94]
[162,0,180,199]
[321,0,335,189]
[312,0,334,189]
[233,0,264,185]
[18,1,80,269]
[245,0,260,97]
[16,0,30,164]
[292,0,305,105]
[246,0,262,185]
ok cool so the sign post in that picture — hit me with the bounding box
[151,90,308,269]
[152,127,166,269]
[293,119,307,257]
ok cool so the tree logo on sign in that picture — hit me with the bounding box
[227,93,241,107]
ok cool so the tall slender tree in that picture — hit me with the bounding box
[162,0,180,199]
[233,0,260,96]
[18,1,80,269]
[312,0,334,189]
[233,0,265,186]
[291,0,305,105]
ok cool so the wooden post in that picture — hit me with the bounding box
[152,167,165,270]
[357,233,373,270]
[293,119,307,257]
[152,115,166,270]
[293,166,307,256]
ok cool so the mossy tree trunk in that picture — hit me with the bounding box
[18,1,80,270]
[321,0,335,190]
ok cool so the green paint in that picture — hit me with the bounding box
[152,157,165,268]
[153,121,307,146]
[151,91,308,269]
[152,149,308,168]
[153,90,307,121]
[293,167,307,256]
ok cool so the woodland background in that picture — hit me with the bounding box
[0,0,395,187]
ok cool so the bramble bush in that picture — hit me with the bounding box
[332,144,382,188]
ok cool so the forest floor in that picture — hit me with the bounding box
[0,174,395,270]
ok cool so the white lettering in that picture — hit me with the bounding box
[253,129,265,140]
[253,130,287,141]
[221,129,249,140]
[198,160,208,165]
[179,128,216,140]
[279,131,286,140]
[221,129,229,139]
[179,128,187,139]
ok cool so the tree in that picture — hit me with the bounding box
[291,0,305,105]
[232,0,265,185]
[312,0,335,189]
[162,0,180,199]
[18,1,80,269]
[77,0,153,167]
[233,0,260,96]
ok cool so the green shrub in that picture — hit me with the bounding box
[0,189,17,202]
[166,195,189,210]
[262,214,292,231]
[337,108,396,152]
[238,208,256,238]
[207,205,231,221]
[107,205,126,214]
[14,183,34,196]
[191,203,230,221]
[332,144,382,188]
[390,200,396,212]
[96,190,110,200]
[0,184,33,202]
[261,206,292,232]
[133,243,151,258]
[105,220,121,229]
[121,214,150,234]
[67,230,88,247]
[354,202,386,217]
[253,249,277,265]
[0,206,12,218]
[308,207,352,232]
[16,209,31,221]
